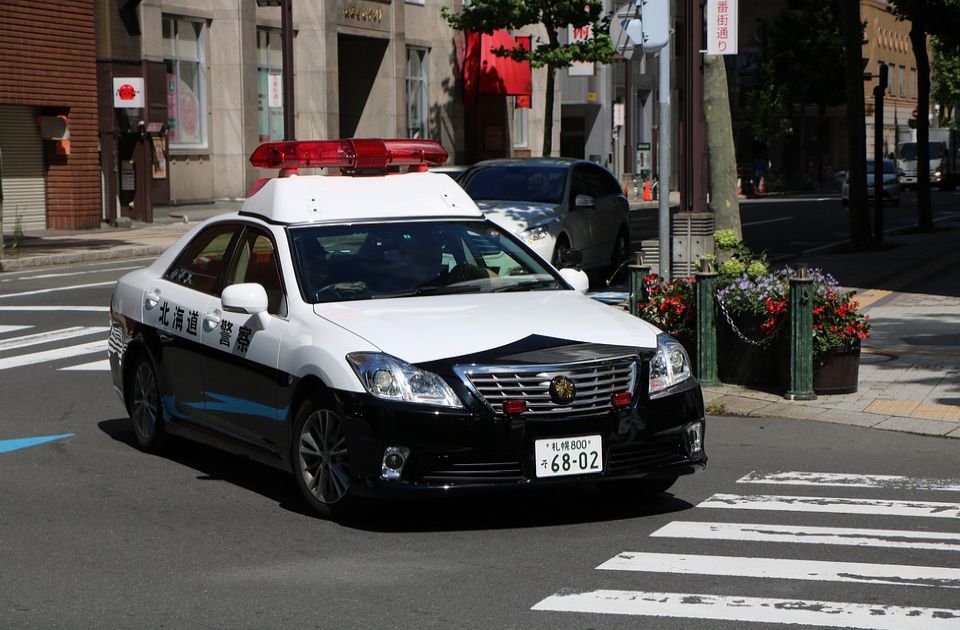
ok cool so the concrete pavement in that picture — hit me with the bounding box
[0,198,956,439]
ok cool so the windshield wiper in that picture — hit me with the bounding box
[493,279,561,292]
[368,285,483,298]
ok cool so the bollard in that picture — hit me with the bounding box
[694,261,719,386]
[785,266,817,400]
[628,255,651,318]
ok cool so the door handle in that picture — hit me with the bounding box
[203,309,222,332]
[144,289,161,310]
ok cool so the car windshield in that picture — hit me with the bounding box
[289,220,565,303]
[866,159,897,174]
[461,166,567,204]
[899,143,943,160]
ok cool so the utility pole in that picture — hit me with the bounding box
[873,64,888,244]
[257,0,295,140]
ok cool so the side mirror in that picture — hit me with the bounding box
[574,194,595,208]
[558,268,590,293]
[557,247,583,269]
[222,283,269,328]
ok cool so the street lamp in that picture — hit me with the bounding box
[256,0,295,140]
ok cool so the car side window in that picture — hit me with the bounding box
[165,224,242,296]
[571,167,594,201]
[228,228,287,316]
[588,165,622,197]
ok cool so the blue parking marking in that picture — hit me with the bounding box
[0,433,74,454]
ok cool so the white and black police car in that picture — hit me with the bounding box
[108,138,705,518]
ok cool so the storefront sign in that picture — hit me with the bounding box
[568,24,595,77]
[113,77,144,109]
[706,0,738,55]
[268,72,283,108]
[344,2,384,23]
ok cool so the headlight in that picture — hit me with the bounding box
[935,168,942,177]
[347,352,463,408]
[521,225,550,244]
[649,334,692,399]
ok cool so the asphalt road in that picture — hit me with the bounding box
[1,262,959,629]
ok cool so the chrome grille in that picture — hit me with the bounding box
[455,356,638,417]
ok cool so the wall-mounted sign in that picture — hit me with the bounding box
[568,24,595,77]
[586,91,597,103]
[113,77,144,109]
[344,2,384,23]
[613,102,625,128]
[706,0,738,55]
[268,72,283,108]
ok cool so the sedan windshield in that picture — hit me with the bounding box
[289,220,565,303]
[461,166,568,204]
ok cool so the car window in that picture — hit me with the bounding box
[165,224,242,296]
[228,227,287,316]
[586,164,622,196]
[572,165,615,200]
[289,220,564,303]
[461,166,567,204]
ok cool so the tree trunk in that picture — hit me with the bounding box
[703,55,741,240]
[840,0,872,249]
[542,65,555,157]
[911,13,934,231]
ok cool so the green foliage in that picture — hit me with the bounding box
[932,36,960,126]
[441,0,615,68]
[637,274,696,340]
[742,60,794,147]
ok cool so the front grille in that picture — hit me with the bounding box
[420,455,525,483]
[606,438,687,475]
[456,356,638,417]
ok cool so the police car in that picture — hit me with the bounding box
[108,138,705,519]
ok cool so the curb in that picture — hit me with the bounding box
[0,245,167,272]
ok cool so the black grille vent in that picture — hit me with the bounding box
[606,438,687,475]
[420,455,525,483]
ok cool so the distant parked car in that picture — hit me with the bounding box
[841,158,902,206]
[428,164,469,181]
[458,158,631,274]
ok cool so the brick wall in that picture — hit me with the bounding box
[0,0,100,229]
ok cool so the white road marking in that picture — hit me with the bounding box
[0,306,110,312]
[0,340,108,370]
[699,493,960,519]
[0,265,142,283]
[60,359,110,372]
[0,257,153,278]
[596,551,960,588]
[0,281,115,299]
[0,326,108,352]
[0,325,32,335]
[739,470,960,492]
[531,590,960,629]
[650,521,960,553]
[741,217,792,227]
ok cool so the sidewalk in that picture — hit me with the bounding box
[1,199,957,440]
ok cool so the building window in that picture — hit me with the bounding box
[257,28,284,142]
[910,68,917,97]
[899,65,906,97]
[512,102,528,148]
[164,15,207,149]
[406,47,428,139]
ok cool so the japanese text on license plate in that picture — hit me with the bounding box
[534,435,602,478]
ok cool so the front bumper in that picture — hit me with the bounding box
[329,382,706,497]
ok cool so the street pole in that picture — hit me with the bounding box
[658,45,671,280]
[873,65,887,244]
[281,0,295,141]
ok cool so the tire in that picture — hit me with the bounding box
[128,352,167,452]
[291,395,357,519]
[609,228,630,279]
[551,235,570,268]
[597,475,678,501]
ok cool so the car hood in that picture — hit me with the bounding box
[475,200,561,234]
[313,291,658,363]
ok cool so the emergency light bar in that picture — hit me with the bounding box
[248,138,448,172]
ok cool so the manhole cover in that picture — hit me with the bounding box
[900,333,960,347]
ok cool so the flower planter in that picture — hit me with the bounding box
[813,343,861,394]
[716,314,781,388]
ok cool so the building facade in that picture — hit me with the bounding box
[0,0,101,231]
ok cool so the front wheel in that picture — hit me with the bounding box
[291,396,357,519]
[551,235,571,268]
[129,354,167,452]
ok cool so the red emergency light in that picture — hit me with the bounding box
[248,138,448,174]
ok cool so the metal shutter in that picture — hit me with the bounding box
[0,106,46,232]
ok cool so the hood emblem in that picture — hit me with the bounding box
[549,375,576,405]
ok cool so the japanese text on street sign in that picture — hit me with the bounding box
[568,24,595,77]
[706,0,738,55]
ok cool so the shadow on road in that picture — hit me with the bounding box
[98,418,695,531]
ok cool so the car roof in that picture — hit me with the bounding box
[239,171,484,225]
[466,157,592,169]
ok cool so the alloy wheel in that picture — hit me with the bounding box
[298,409,351,504]
[132,362,159,441]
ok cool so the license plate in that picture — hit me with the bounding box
[534,435,603,478]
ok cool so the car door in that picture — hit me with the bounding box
[199,224,288,456]
[567,166,599,264]
[150,222,244,427]
[588,164,628,256]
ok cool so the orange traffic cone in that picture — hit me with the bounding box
[642,179,652,201]
[737,177,743,195]
[758,176,768,195]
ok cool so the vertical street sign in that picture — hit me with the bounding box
[706,0,738,55]
[568,24,595,76]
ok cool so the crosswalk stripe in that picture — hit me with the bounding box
[699,493,960,519]
[650,521,960,552]
[0,281,115,300]
[0,306,110,312]
[0,325,32,335]
[596,552,960,588]
[59,359,110,372]
[0,340,108,371]
[0,326,108,352]
[0,265,142,283]
[739,470,960,492]
[531,590,960,629]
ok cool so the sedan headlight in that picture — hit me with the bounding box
[521,224,550,244]
[347,352,463,408]
[649,334,693,399]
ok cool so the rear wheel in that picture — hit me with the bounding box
[129,353,167,452]
[292,396,357,519]
[609,228,630,279]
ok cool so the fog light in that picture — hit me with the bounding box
[381,446,410,481]
[611,391,632,408]
[684,421,704,458]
